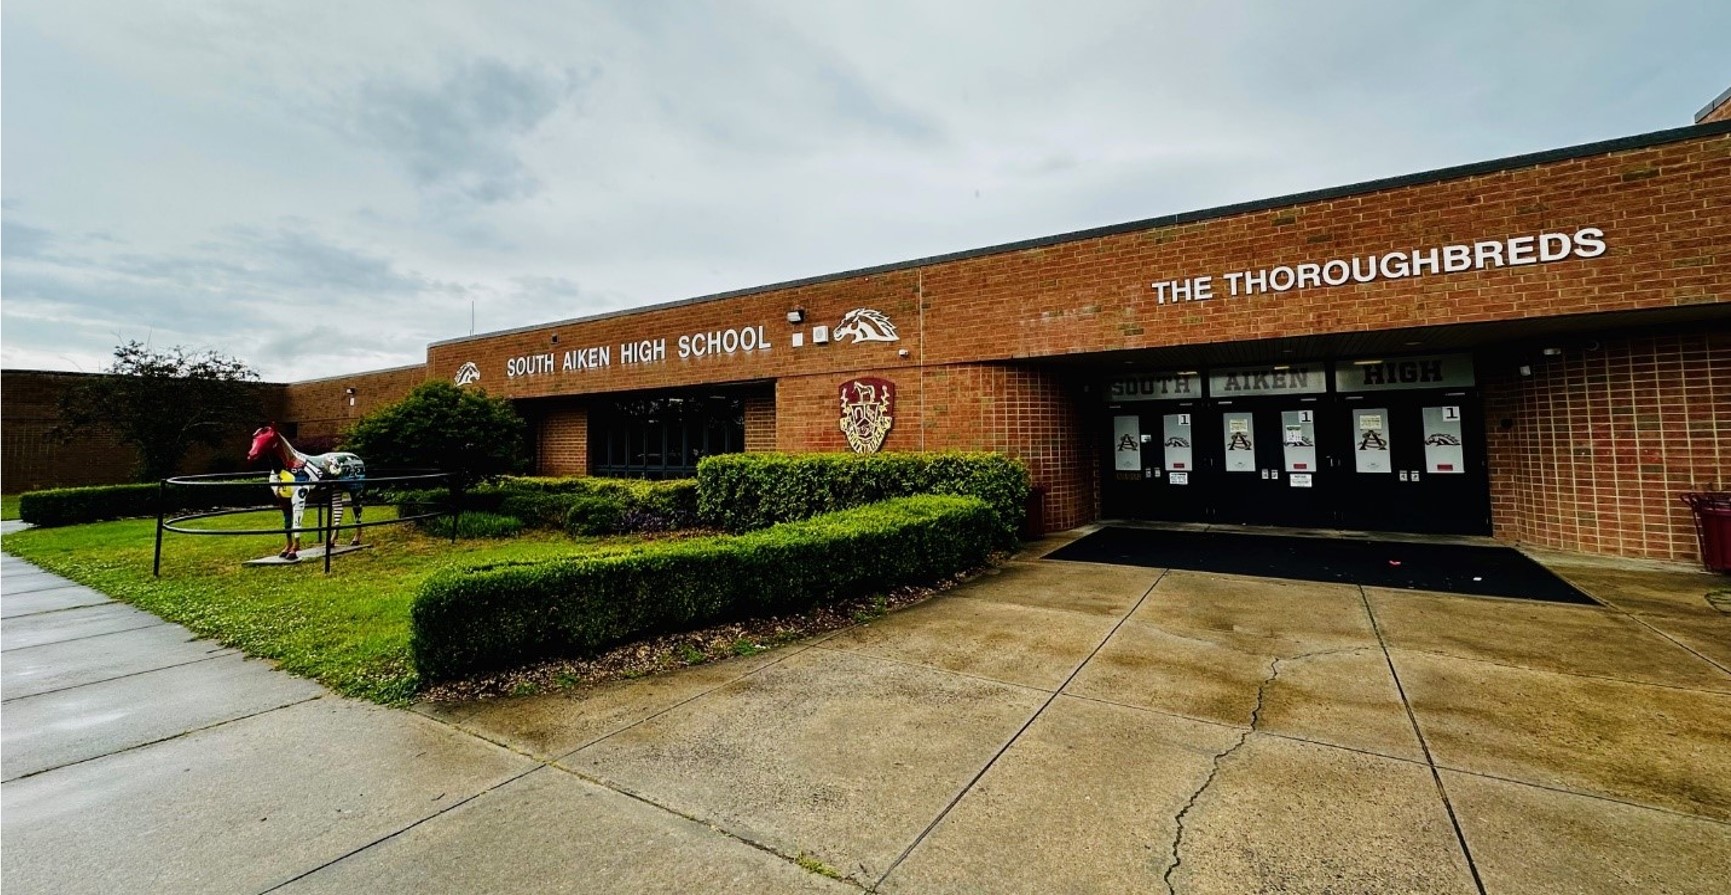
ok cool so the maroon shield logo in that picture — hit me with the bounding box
[838,377,895,453]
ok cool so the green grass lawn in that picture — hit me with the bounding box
[1,494,19,521]
[0,508,621,703]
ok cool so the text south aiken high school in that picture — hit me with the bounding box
[281,90,1731,566]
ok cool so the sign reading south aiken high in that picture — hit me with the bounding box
[495,307,900,380]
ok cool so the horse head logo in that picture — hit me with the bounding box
[833,308,899,344]
[453,362,481,387]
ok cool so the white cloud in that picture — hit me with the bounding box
[3,0,1727,380]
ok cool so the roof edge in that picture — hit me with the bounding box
[283,362,426,387]
[1696,84,1731,123]
[430,118,1731,350]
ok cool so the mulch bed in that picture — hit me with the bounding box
[418,564,994,703]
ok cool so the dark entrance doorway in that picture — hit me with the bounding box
[1100,355,1492,536]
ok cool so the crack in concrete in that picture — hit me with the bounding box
[1159,645,1364,894]
[1162,654,1275,895]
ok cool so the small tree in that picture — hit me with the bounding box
[342,381,526,487]
[56,341,265,481]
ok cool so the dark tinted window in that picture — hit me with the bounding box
[589,396,744,479]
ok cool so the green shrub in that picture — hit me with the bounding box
[390,476,697,533]
[695,452,1030,543]
[19,481,277,527]
[563,494,627,536]
[342,381,527,488]
[421,511,523,539]
[410,494,996,680]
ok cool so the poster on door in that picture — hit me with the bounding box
[1113,415,1142,472]
[1353,408,1392,474]
[1423,406,1465,474]
[1162,413,1193,471]
[1223,412,1256,473]
[1281,409,1317,473]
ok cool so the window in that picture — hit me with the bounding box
[589,395,744,479]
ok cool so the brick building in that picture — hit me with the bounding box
[9,99,1728,565]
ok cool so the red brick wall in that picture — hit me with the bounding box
[1485,329,1730,562]
[1,370,288,491]
[1701,94,1731,125]
[280,365,427,439]
[536,404,588,476]
[774,364,1096,531]
[744,394,777,452]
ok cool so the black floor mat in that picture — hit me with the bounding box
[1044,527,1596,605]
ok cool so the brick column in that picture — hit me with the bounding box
[537,405,589,476]
[744,392,777,452]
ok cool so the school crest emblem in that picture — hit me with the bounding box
[838,377,895,454]
[453,362,481,387]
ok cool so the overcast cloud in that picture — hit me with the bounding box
[3,1,1727,380]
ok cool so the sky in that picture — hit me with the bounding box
[3,1,1727,381]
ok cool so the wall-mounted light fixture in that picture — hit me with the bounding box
[345,387,357,407]
[786,307,805,324]
[551,334,560,344]
[1541,347,1562,357]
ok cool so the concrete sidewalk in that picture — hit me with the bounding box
[4,523,1730,893]
[0,536,849,894]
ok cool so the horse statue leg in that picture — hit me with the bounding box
[326,489,345,552]
[278,499,295,560]
[284,486,307,561]
[348,485,364,547]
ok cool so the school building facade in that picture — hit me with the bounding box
[266,101,1731,565]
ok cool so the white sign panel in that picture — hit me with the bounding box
[1108,372,1201,402]
[1423,405,1466,474]
[1208,364,1326,397]
[1162,414,1193,471]
[1113,416,1142,472]
[1290,473,1313,488]
[1223,412,1256,473]
[1335,354,1475,393]
[1353,408,1392,474]
[1281,409,1317,473]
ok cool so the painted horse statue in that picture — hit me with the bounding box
[246,424,366,561]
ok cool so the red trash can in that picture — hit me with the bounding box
[1680,492,1731,573]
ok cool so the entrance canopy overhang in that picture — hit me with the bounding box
[1031,304,1730,373]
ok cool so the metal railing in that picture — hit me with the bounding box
[153,470,462,575]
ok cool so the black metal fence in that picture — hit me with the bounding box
[154,470,460,575]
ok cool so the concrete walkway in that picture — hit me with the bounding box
[4,523,1730,893]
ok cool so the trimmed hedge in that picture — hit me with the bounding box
[393,476,697,535]
[421,511,524,539]
[18,481,273,527]
[411,494,996,680]
[696,452,1031,543]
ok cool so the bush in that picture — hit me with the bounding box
[421,511,523,539]
[19,481,277,527]
[696,452,1030,544]
[389,476,697,534]
[563,495,626,536]
[342,381,526,488]
[410,494,996,680]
